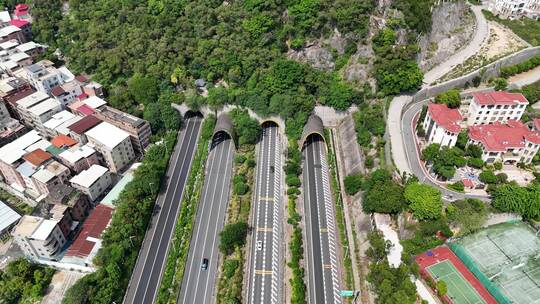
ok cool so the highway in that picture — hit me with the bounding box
[303,135,341,304]
[247,123,283,304]
[124,115,202,304]
[177,130,234,304]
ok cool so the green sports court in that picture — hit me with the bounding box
[427,260,486,304]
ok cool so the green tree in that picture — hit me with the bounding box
[446,199,487,235]
[493,77,508,91]
[404,183,442,220]
[344,174,363,195]
[479,170,497,184]
[435,89,461,108]
[456,130,468,149]
[363,180,406,214]
[422,143,440,162]
[127,74,160,105]
[219,222,249,254]
[436,280,448,296]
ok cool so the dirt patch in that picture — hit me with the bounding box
[441,20,527,81]
[41,270,85,304]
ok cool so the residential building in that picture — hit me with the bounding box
[49,204,72,238]
[43,111,76,138]
[0,11,11,26]
[487,0,540,19]
[18,148,52,194]
[50,134,77,149]
[423,103,463,147]
[58,144,100,174]
[67,115,101,144]
[51,80,83,107]
[15,90,48,125]
[0,130,41,190]
[12,216,66,260]
[13,4,32,23]
[32,160,71,196]
[76,75,104,98]
[70,165,111,201]
[466,91,528,126]
[26,98,62,135]
[94,105,151,155]
[24,61,64,94]
[0,78,35,119]
[15,42,45,59]
[10,19,31,40]
[0,25,25,43]
[64,204,113,266]
[46,184,90,221]
[85,122,135,173]
[0,117,25,146]
[0,98,10,121]
[0,200,21,237]
[468,120,540,164]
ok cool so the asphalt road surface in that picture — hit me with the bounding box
[247,124,283,304]
[402,102,489,201]
[177,131,234,304]
[124,116,202,304]
[303,136,341,304]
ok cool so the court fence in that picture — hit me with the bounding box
[449,243,512,304]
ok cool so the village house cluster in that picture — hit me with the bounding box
[0,5,153,268]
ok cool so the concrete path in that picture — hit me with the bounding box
[509,66,540,89]
[422,5,489,86]
[387,95,413,175]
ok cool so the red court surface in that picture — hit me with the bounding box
[415,246,497,304]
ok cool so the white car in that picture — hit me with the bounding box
[256,240,263,251]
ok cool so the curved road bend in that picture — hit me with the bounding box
[402,102,489,201]
[177,131,234,304]
[124,116,202,304]
[247,124,283,304]
[303,136,341,304]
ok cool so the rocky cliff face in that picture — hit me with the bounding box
[418,0,476,71]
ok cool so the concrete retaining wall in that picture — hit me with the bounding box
[413,46,540,103]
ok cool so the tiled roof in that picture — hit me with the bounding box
[427,103,463,133]
[9,19,28,28]
[51,135,77,148]
[67,115,101,135]
[533,118,540,132]
[65,204,113,258]
[468,120,540,152]
[77,104,95,116]
[50,86,65,97]
[472,91,529,106]
[22,148,51,166]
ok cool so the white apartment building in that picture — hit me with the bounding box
[23,61,64,94]
[15,90,48,125]
[468,120,540,164]
[42,110,76,138]
[0,130,41,190]
[12,216,66,260]
[70,164,111,201]
[423,103,463,147]
[51,80,83,108]
[487,0,540,19]
[85,122,135,173]
[26,98,62,135]
[466,91,528,126]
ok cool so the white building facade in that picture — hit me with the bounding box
[12,216,66,260]
[422,103,463,147]
[487,0,540,19]
[466,91,528,126]
[85,122,135,173]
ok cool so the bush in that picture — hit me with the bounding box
[448,181,464,192]
[435,89,461,108]
[344,174,363,195]
[494,161,503,170]
[286,174,301,187]
[467,157,484,169]
[404,183,443,220]
[234,155,246,164]
[364,155,374,169]
[479,170,497,184]
[500,54,540,78]
[436,280,448,296]
[219,222,249,254]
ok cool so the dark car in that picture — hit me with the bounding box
[201,258,209,270]
[270,165,275,173]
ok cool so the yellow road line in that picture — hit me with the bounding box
[259,196,273,202]
[256,227,273,232]
[255,270,273,275]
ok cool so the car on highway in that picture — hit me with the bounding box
[256,240,263,251]
[270,165,274,173]
[201,258,208,270]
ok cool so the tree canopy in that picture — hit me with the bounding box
[0,258,55,304]
[404,183,442,220]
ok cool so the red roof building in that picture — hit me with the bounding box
[67,115,101,135]
[468,120,540,164]
[427,103,463,133]
[533,118,540,132]
[51,135,77,148]
[9,19,29,28]
[422,102,463,147]
[22,148,52,167]
[65,204,113,260]
[471,91,528,106]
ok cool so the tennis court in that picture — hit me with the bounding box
[452,221,540,304]
[427,260,486,304]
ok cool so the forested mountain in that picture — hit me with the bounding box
[21,0,434,140]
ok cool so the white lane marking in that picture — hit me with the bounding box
[271,128,281,304]
[144,119,201,304]
[261,127,273,302]
[249,127,267,304]
[311,140,329,304]
[318,141,341,304]
[201,138,234,302]
[180,134,225,304]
